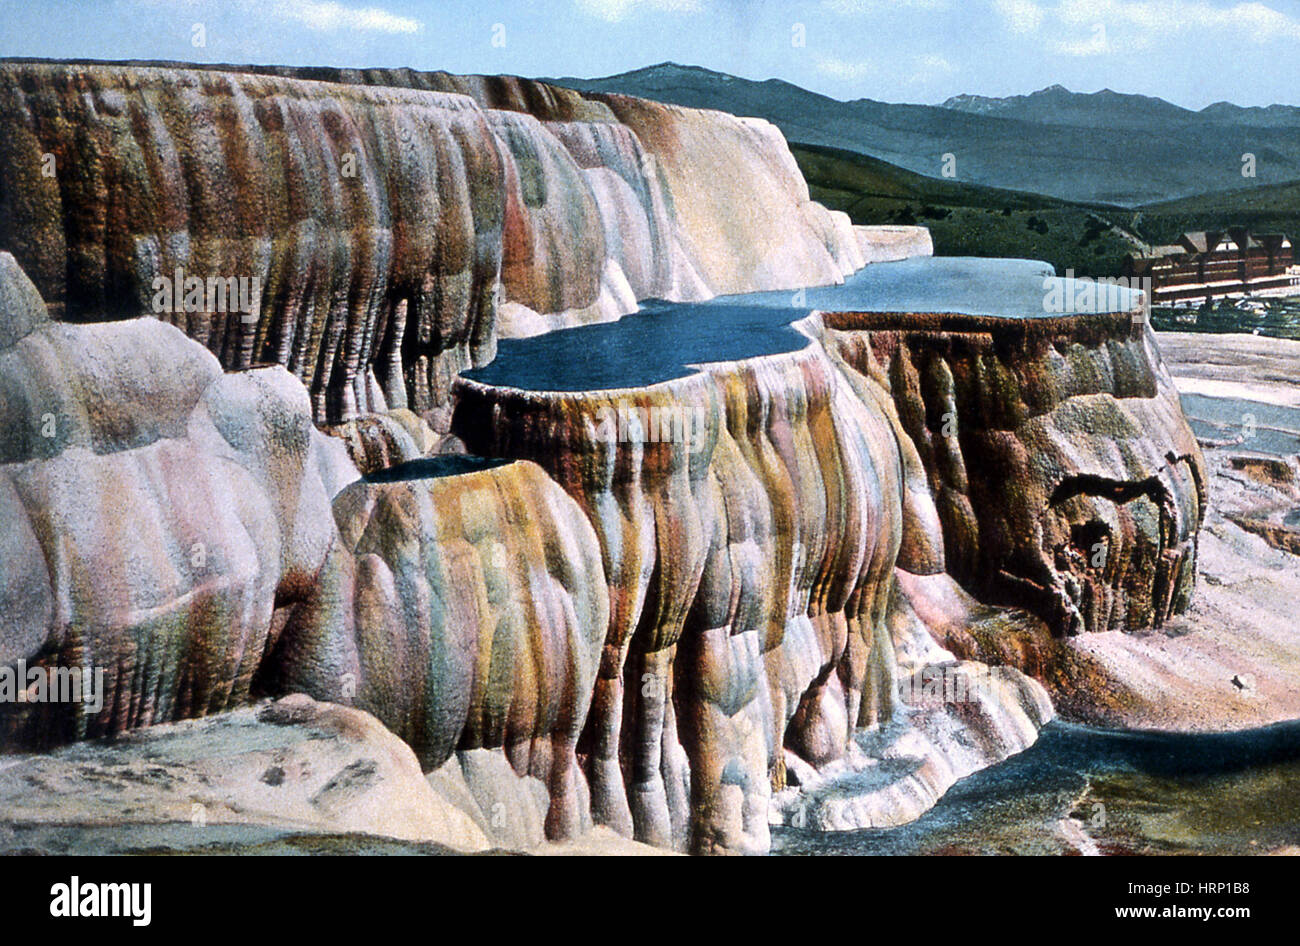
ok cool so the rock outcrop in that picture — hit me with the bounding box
[0,60,862,425]
[451,310,1051,852]
[322,408,440,475]
[0,254,615,837]
[0,692,668,854]
[854,226,934,264]
[940,333,1300,734]
[1,251,1054,854]
[827,310,1205,636]
[329,456,609,840]
[0,695,492,853]
[0,251,357,748]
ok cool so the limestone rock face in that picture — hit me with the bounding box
[854,226,935,264]
[0,253,358,747]
[451,313,977,853]
[426,748,553,850]
[0,56,1214,856]
[0,63,508,424]
[328,457,609,840]
[323,408,439,475]
[0,61,863,424]
[0,251,46,348]
[0,247,1068,855]
[1,231,1202,857]
[578,96,863,293]
[828,311,1206,636]
[0,261,615,844]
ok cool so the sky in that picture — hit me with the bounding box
[1,0,1299,109]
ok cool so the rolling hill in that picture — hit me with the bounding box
[788,142,1143,277]
[1135,179,1300,248]
[550,63,1300,206]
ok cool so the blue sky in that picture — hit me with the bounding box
[2,0,1299,108]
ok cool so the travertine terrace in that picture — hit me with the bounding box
[0,60,1211,854]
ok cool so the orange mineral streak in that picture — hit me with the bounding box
[0,61,862,425]
[452,314,927,852]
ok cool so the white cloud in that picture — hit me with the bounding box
[949,0,1300,57]
[994,0,1046,33]
[1054,22,1116,55]
[815,55,879,81]
[576,0,704,22]
[274,0,421,33]
[131,0,422,33]
[823,0,949,12]
[1052,0,1300,53]
[917,54,957,75]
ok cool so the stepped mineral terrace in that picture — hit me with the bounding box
[0,60,1239,855]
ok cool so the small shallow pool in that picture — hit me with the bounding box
[362,455,514,482]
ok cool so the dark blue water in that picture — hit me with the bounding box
[1179,393,1300,457]
[466,257,1136,393]
[362,455,513,482]
[469,299,810,391]
[773,720,1300,856]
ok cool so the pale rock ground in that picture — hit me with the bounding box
[0,695,670,856]
[854,226,935,264]
[1061,455,1300,730]
[0,695,488,853]
[1155,331,1300,409]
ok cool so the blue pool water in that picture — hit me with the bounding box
[362,455,513,482]
[464,257,1138,393]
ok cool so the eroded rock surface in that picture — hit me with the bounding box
[0,60,862,425]
[829,311,1206,636]
[0,253,356,748]
[1,226,1220,856]
[323,408,440,475]
[451,311,1052,853]
[329,457,609,840]
[854,226,935,264]
[0,60,1226,856]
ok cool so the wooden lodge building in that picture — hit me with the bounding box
[1122,228,1298,304]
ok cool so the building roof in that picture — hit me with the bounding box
[1126,228,1291,263]
[1228,226,1260,249]
[1178,231,1223,254]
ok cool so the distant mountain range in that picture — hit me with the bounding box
[549,63,1300,206]
[941,84,1300,129]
